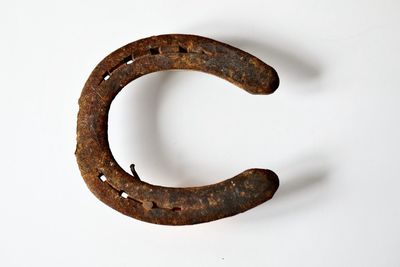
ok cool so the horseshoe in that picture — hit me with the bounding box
[76,34,280,225]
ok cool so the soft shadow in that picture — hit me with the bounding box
[219,37,322,85]
[181,20,323,89]
[275,168,328,201]
[232,155,331,225]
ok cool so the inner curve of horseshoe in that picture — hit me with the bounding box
[76,34,280,225]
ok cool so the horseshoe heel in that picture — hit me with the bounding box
[76,34,280,225]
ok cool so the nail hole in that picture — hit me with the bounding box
[149,47,160,55]
[98,174,106,182]
[143,201,154,210]
[172,207,182,212]
[124,55,134,64]
[178,46,187,53]
[102,73,110,81]
[120,191,128,198]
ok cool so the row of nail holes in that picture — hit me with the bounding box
[98,45,191,212]
[101,45,190,83]
[98,174,182,211]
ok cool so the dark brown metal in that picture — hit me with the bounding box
[76,34,280,225]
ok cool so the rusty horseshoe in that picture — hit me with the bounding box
[76,34,280,225]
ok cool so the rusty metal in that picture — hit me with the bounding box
[76,34,280,225]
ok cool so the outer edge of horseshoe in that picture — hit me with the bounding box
[76,34,280,225]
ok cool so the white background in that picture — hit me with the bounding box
[1,0,399,266]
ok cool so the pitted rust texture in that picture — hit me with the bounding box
[76,34,280,225]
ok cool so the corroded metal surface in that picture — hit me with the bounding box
[76,34,280,225]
